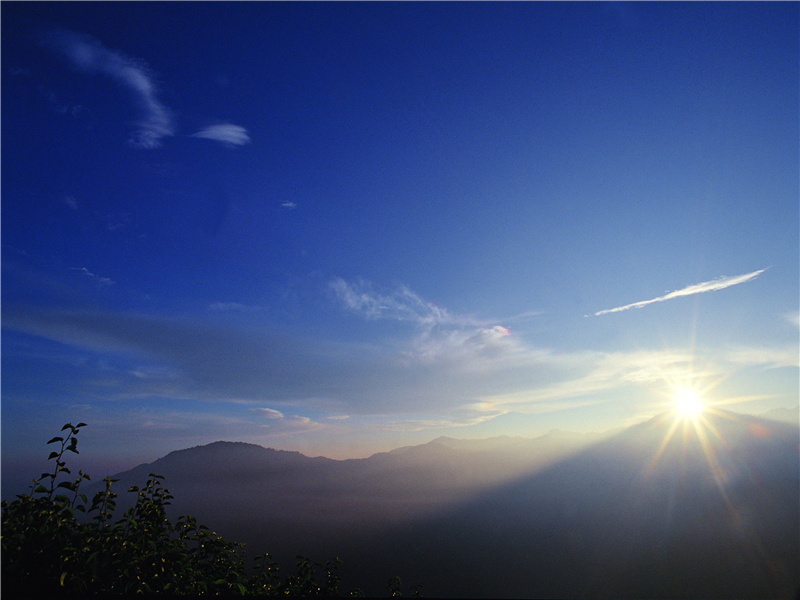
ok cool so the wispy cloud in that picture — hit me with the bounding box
[71,266,115,288]
[190,123,251,147]
[594,268,767,316]
[62,194,79,211]
[722,345,799,369]
[281,201,298,209]
[207,302,264,313]
[44,29,175,148]
[3,275,794,444]
[330,278,478,329]
[250,407,321,435]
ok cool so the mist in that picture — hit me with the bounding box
[75,410,799,598]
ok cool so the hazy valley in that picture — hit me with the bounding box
[90,409,799,598]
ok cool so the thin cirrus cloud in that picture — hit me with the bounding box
[62,195,79,211]
[190,123,251,147]
[207,302,264,313]
[594,268,767,316]
[70,266,115,288]
[43,28,250,149]
[330,277,480,329]
[44,28,175,148]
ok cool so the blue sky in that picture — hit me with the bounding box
[2,2,798,479]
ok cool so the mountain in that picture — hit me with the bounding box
[87,430,597,579]
[761,405,800,425]
[348,410,800,598]
[92,412,798,598]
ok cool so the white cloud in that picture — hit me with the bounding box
[594,268,767,316]
[190,123,251,147]
[403,325,522,368]
[45,29,175,148]
[281,201,298,209]
[254,407,284,419]
[722,345,799,369]
[71,266,115,288]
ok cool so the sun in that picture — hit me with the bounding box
[674,386,705,419]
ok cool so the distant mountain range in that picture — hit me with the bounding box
[94,410,798,598]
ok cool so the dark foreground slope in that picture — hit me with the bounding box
[99,412,798,598]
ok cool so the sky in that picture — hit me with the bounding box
[2,2,798,483]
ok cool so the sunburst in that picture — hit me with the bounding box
[673,385,705,420]
[645,374,732,490]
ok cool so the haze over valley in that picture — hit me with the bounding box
[78,408,798,598]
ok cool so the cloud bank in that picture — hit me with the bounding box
[45,29,175,148]
[594,269,766,316]
[3,275,793,452]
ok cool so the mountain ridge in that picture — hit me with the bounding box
[116,407,797,474]
[82,409,798,597]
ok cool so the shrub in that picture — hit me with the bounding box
[1,422,394,596]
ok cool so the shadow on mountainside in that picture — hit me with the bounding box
[90,411,798,598]
[339,410,799,598]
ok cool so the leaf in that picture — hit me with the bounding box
[76,422,87,428]
[47,437,64,445]
[61,423,74,431]
[60,571,68,587]
[48,451,60,460]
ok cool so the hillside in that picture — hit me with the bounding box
[350,410,799,598]
[93,412,798,598]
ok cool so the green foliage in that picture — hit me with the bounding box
[2,423,409,596]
